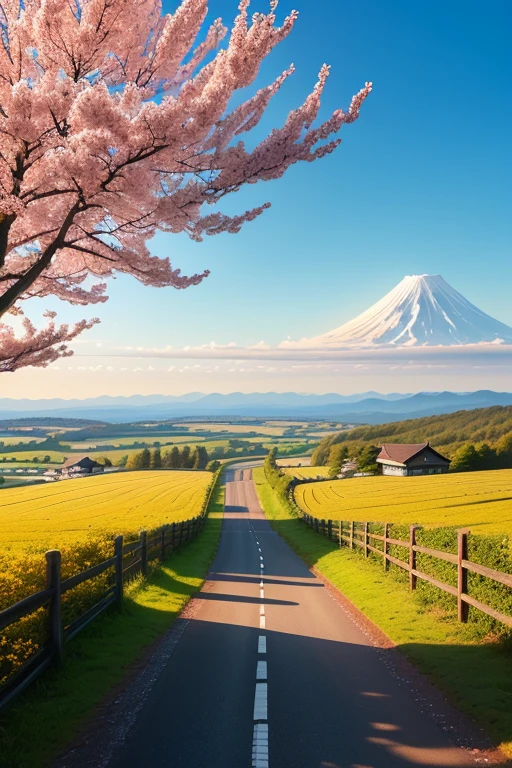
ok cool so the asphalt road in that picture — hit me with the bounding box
[108,464,477,768]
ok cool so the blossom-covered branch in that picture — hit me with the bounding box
[0,0,371,370]
[0,315,99,372]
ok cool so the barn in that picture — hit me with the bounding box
[376,443,450,477]
[60,456,104,476]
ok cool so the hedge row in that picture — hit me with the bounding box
[0,468,222,692]
[0,537,116,688]
[270,458,512,638]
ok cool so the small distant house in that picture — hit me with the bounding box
[377,443,450,477]
[60,456,104,477]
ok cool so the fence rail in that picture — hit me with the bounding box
[0,500,213,711]
[297,507,512,630]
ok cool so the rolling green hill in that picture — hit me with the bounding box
[312,405,512,467]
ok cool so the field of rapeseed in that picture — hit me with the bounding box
[0,470,212,689]
[295,468,512,536]
[283,466,330,480]
[0,470,211,553]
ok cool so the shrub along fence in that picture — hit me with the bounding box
[0,466,222,711]
[0,517,204,710]
[262,457,512,633]
[298,512,512,630]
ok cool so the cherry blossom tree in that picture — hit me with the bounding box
[0,0,371,372]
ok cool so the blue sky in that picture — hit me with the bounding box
[4,0,512,398]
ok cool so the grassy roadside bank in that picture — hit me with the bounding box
[253,466,512,758]
[0,480,225,768]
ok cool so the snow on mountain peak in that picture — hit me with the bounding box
[300,274,512,347]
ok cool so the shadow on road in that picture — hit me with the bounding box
[194,593,299,606]
[211,573,323,588]
[105,609,506,768]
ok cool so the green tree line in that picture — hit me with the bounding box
[0,436,71,454]
[125,445,210,471]
[264,448,293,502]
[312,406,512,475]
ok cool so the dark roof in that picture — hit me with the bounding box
[377,443,450,465]
[62,455,101,468]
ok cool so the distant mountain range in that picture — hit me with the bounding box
[1,390,512,424]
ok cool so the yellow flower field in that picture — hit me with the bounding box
[0,470,211,552]
[283,466,330,480]
[294,469,512,537]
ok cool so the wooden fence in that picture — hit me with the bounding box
[299,511,512,629]
[0,515,206,711]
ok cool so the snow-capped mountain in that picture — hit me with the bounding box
[304,274,512,347]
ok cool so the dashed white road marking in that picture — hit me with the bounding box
[242,473,270,767]
[252,723,268,768]
[253,682,268,720]
[256,660,267,681]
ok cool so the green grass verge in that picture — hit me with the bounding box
[0,481,225,768]
[253,466,512,758]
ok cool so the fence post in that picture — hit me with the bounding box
[364,522,369,558]
[350,521,354,550]
[338,520,342,548]
[46,550,63,664]
[328,520,333,540]
[140,531,148,576]
[179,521,184,548]
[409,525,417,590]
[384,523,389,571]
[171,522,176,552]
[457,529,469,623]
[161,527,166,561]
[114,535,124,606]
[315,518,319,534]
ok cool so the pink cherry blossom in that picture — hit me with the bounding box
[0,0,371,370]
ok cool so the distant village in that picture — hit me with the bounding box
[0,455,109,485]
[1,443,452,486]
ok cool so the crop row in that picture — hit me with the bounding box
[294,469,512,537]
[0,470,212,552]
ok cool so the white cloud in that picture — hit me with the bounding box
[106,341,512,370]
[248,340,270,349]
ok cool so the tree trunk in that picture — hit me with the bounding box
[0,214,16,268]
[0,204,79,317]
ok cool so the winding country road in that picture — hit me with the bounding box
[108,464,481,768]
